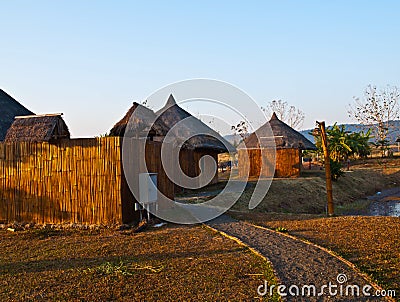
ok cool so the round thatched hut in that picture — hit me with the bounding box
[155,94,235,187]
[238,112,316,178]
[110,95,235,189]
[109,102,169,139]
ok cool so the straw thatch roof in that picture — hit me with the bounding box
[0,89,34,141]
[109,102,169,138]
[5,114,70,142]
[155,94,235,153]
[240,112,316,150]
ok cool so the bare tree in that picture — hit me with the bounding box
[348,85,400,149]
[231,120,248,141]
[262,99,305,129]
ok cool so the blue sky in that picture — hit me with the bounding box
[1,1,400,137]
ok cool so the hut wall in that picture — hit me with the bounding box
[120,139,175,224]
[53,118,70,140]
[174,149,195,193]
[274,148,301,178]
[193,149,219,185]
[180,148,197,178]
[175,148,219,192]
[0,137,174,225]
[238,148,301,178]
[238,148,261,178]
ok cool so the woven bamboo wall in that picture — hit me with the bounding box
[238,148,301,178]
[0,138,122,224]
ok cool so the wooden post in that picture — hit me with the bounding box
[317,121,334,216]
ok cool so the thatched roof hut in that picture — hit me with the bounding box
[156,94,234,152]
[155,94,236,188]
[109,102,169,138]
[0,89,34,141]
[238,113,315,178]
[240,112,316,150]
[5,114,70,143]
[111,95,235,189]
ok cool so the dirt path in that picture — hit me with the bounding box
[207,215,389,302]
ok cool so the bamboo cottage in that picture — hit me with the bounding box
[238,112,316,178]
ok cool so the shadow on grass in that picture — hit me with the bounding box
[0,247,246,275]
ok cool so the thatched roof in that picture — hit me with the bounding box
[5,114,70,143]
[0,89,34,141]
[109,102,169,137]
[240,112,316,150]
[155,94,235,153]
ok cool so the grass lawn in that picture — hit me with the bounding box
[0,225,279,301]
[231,212,400,297]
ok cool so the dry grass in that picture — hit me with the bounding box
[0,225,279,301]
[187,157,400,213]
[228,158,400,296]
[230,157,400,214]
[231,212,400,296]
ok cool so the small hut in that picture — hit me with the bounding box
[111,95,235,188]
[238,112,316,178]
[156,94,235,186]
[4,114,70,143]
[0,89,34,141]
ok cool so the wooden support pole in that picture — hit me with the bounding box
[316,121,334,216]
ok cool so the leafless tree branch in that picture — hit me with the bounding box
[262,99,305,129]
[348,85,400,143]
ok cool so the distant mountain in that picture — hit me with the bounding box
[224,121,400,147]
[300,121,400,144]
[223,134,241,146]
[223,133,252,147]
[0,89,34,140]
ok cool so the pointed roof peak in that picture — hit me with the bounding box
[166,94,177,106]
[240,111,316,150]
[131,101,141,108]
[270,112,279,121]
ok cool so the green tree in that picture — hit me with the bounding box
[346,129,372,158]
[312,124,372,180]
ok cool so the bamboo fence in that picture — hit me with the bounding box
[0,137,174,225]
